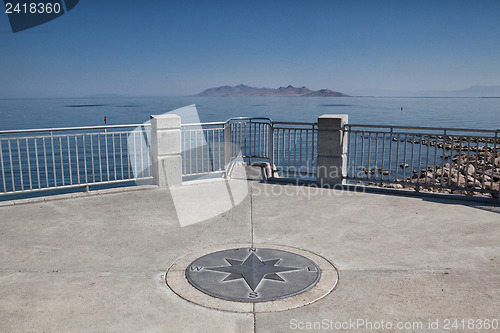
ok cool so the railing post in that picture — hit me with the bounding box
[248,119,253,165]
[150,114,182,188]
[316,114,348,187]
[268,123,275,177]
[223,122,233,170]
[496,132,500,205]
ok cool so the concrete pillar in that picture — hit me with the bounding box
[316,114,348,187]
[223,122,233,169]
[268,124,275,178]
[150,114,182,187]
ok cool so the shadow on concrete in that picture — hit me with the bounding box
[347,185,500,214]
[258,171,500,215]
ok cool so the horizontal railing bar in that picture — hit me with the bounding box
[346,130,498,141]
[223,117,317,127]
[344,176,497,194]
[273,121,318,126]
[0,124,150,135]
[182,117,273,128]
[181,122,225,127]
[3,120,495,135]
[345,124,500,134]
[0,130,150,141]
[182,128,223,133]
[226,117,273,122]
[0,177,153,196]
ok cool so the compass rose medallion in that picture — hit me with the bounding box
[185,248,321,302]
[206,251,301,291]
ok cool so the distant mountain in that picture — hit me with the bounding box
[303,89,349,97]
[195,84,349,97]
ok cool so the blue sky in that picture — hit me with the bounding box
[1,0,500,97]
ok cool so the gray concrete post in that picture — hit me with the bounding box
[223,122,233,169]
[316,114,348,187]
[150,114,182,187]
[268,124,275,178]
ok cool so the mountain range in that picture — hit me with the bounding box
[195,84,349,97]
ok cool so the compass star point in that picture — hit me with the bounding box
[206,250,301,291]
[264,273,285,282]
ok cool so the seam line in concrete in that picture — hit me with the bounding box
[252,303,256,333]
[250,182,254,247]
[251,175,256,332]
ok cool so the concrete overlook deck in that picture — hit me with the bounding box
[0,167,499,332]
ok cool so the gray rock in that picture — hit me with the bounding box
[384,183,403,189]
[460,164,475,176]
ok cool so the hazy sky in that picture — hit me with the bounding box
[1,0,500,98]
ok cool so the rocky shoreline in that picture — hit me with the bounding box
[364,136,500,198]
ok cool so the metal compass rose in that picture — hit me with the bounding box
[185,248,321,302]
[205,252,301,291]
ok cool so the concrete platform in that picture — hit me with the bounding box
[0,167,499,332]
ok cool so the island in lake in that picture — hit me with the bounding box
[195,84,349,97]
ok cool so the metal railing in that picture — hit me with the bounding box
[226,118,272,163]
[0,124,152,196]
[181,122,225,176]
[1,117,317,195]
[4,118,497,199]
[181,118,274,177]
[180,117,318,179]
[272,122,317,178]
[345,124,500,196]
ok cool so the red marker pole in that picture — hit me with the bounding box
[104,116,107,124]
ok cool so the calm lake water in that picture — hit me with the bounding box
[0,96,499,199]
[0,96,499,130]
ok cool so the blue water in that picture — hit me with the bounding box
[0,96,499,130]
[0,96,499,200]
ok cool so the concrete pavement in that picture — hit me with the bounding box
[0,167,499,332]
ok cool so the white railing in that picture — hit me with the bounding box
[272,121,317,178]
[180,118,318,179]
[226,118,272,163]
[181,122,225,176]
[345,124,500,196]
[0,124,152,195]
[3,118,498,200]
